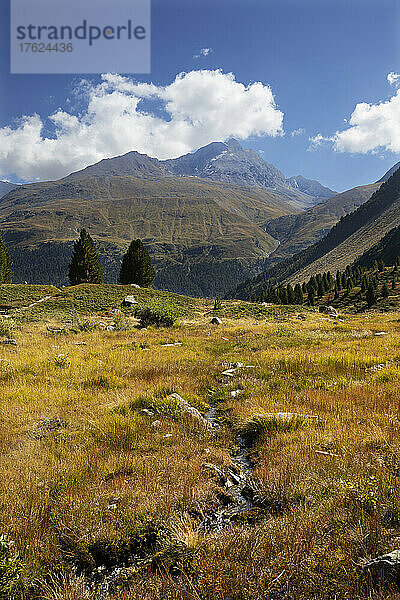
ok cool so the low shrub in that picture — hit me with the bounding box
[133,304,180,328]
[130,390,183,420]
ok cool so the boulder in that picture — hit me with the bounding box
[47,326,64,334]
[210,317,222,325]
[167,393,213,431]
[122,296,138,307]
[1,339,17,346]
[363,550,400,587]
[319,305,338,317]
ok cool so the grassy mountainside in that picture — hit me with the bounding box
[232,167,400,299]
[354,224,400,269]
[0,175,298,295]
[2,284,400,599]
[265,183,380,259]
[0,181,18,198]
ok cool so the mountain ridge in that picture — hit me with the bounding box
[231,165,400,299]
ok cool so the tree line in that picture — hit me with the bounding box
[0,229,156,287]
[253,258,400,307]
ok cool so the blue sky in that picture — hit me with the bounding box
[0,0,399,191]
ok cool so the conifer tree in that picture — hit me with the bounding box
[382,283,390,299]
[68,229,104,285]
[0,236,12,283]
[294,283,303,304]
[119,239,156,286]
[366,283,377,307]
[307,289,315,306]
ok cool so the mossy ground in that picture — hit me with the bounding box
[1,285,400,599]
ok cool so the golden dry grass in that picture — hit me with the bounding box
[1,300,400,599]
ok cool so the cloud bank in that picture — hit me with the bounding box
[0,69,284,181]
[311,75,400,154]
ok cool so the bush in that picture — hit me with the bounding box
[130,391,183,420]
[0,318,14,339]
[134,304,179,328]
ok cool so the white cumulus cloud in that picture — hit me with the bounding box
[387,72,400,87]
[194,47,213,58]
[311,77,400,154]
[291,127,305,137]
[0,70,284,181]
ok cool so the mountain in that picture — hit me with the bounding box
[264,183,380,260]
[287,175,336,200]
[65,139,335,209]
[0,181,18,198]
[0,139,341,295]
[376,162,400,183]
[231,165,400,299]
[1,173,298,296]
[164,139,336,209]
[67,151,167,180]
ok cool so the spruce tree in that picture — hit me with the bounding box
[366,284,377,307]
[119,239,156,286]
[69,229,104,285]
[382,283,390,299]
[0,236,12,283]
[294,283,303,304]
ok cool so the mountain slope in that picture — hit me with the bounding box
[377,162,400,183]
[0,181,18,199]
[165,139,336,209]
[264,183,380,259]
[286,175,336,200]
[232,166,400,298]
[65,139,335,210]
[0,174,297,295]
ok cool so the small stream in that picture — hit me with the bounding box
[84,401,259,592]
[201,405,259,532]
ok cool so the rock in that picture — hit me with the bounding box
[151,420,162,428]
[141,408,155,417]
[46,326,64,334]
[210,317,222,325]
[131,284,141,288]
[363,550,400,587]
[221,369,237,377]
[1,339,17,346]
[121,296,138,307]
[319,305,338,317]
[167,393,213,431]
[231,389,242,397]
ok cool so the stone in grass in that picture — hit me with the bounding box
[1,339,17,346]
[121,296,137,307]
[363,550,400,588]
[167,393,213,431]
[319,305,339,318]
[210,317,222,325]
